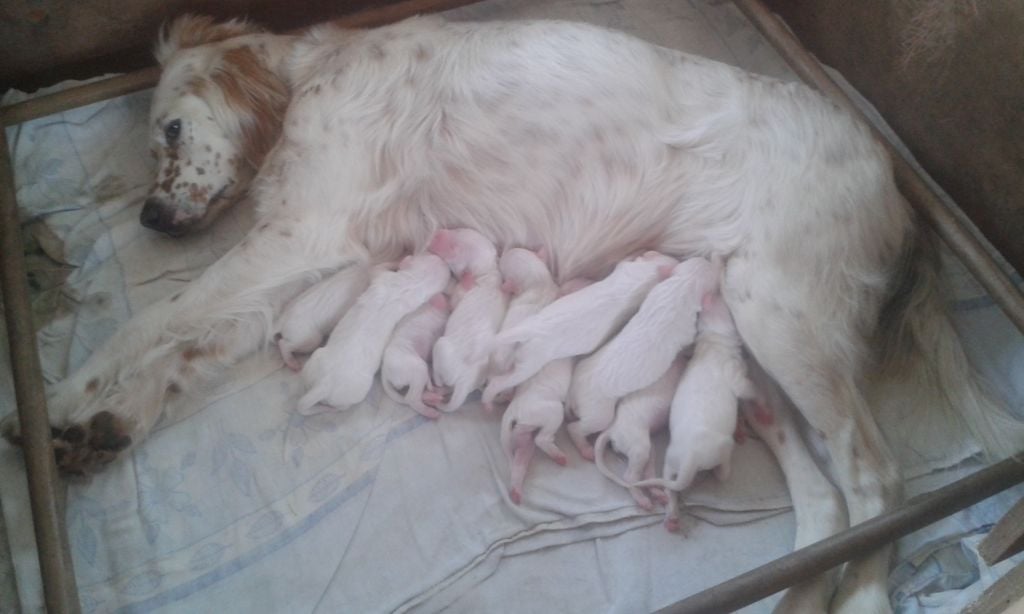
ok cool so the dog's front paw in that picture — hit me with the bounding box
[3,411,132,477]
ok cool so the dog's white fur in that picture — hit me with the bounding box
[566,256,717,459]
[275,263,370,370]
[594,356,687,510]
[380,293,451,419]
[11,14,1024,612]
[298,254,450,413]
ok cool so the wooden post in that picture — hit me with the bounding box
[0,0,480,127]
[0,125,81,613]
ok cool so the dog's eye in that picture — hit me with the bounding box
[164,119,182,145]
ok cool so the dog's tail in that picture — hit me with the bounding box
[297,382,330,415]
[869,229,1024,460]
[593,431,631,488]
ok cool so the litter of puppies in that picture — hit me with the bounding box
[280,228,765,530]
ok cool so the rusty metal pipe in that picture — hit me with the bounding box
[659,452,1024,613]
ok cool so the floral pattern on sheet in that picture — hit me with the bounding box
[137,449,202,545]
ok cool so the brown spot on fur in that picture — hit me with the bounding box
[85,378,99,393]
[182,346,204,362]
[188,183,210,203]
[167,382,182,395]
[209,46,289,169]
[258,222,270,232]
[170,292,182,302]
[196,167,206,175]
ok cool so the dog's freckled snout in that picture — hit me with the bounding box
[140,197,182,235]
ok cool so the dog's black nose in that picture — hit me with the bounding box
[140,197,169,232]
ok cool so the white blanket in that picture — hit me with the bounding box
[2,0,1022,612]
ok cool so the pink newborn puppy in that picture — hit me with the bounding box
[498,277,588,504]
[298,254,451,413]
[567,257,718,459]
[275,264,370,370]
[633,292,757,532]
[594,357,686,510]
[381,293,451,419]
[486,247,560,409]
[501,357,573,504]
[483,251,678,406]
[427,229,508,412]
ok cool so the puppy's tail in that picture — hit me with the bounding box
[499,407,516,459]
[594,431,631,489]
[629,475,685,491]
[296,383,328,415]
[869,228,1024,460]
[380,372,406,407]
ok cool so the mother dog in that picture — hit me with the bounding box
[5,13,1022,613]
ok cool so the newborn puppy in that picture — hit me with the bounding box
[486,247,560,409]
[427,229,508,412]
[275,264,371,370]
[500,357,573,504]
[483,251,678,405]
[633,292,756,532]
[298,254,451,413]
[497,276,590,503]
[594,356,686,510]
[380,293,451,419]
[567,257,718,459]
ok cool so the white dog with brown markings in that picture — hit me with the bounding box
[9,14,1023,612]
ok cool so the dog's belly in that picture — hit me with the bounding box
[278,18,908,283]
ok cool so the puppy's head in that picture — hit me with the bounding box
[498,247,552,295]
[428,229,497,275]
[143,15,289,236]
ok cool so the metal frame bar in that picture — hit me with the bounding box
[1,0,1022,612]
[659,452,1024,613]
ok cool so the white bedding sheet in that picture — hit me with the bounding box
[2,0,1022,612]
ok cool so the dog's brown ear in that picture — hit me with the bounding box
[155,14,266,65]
